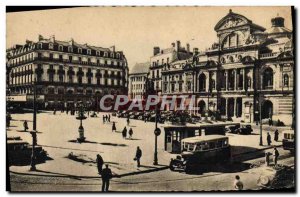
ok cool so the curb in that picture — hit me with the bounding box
[9,165,169,179]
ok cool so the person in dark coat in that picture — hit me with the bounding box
[135,146,142,167]
[112,122,116,132]
[23,120,28,132]
[267,132,272,146]
[108,114,111,122]
[103,115,105,124]
[127,116,130,126]
[122,127,127,139]
[273,147,279,166]
[96,154,104,175]
[129,128,133,139]
[101,164,112,192]
[274,129,279,142]
[265,152,271,166]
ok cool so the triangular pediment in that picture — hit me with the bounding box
[215,11,250,31]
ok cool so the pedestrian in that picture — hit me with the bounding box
[274,129,279,142]
[144,115,147,123]
[96,154,104,175]
[103,115,105,124]
[265,152,271,166]
[23,120,28,132]
[267,132,272,146]
[127,116,130,126]
[101,164,112,192]
[233,175,244,190]
[122,127,127,139]
[105,115,108,122]
[129,128,133,139]
[134,146,142,167]
[268,118,272,126]
[273,147,279,166]
[53,108,56,115]
[112,122,116,132]
[108,114,111,122]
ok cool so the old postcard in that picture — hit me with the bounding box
[6,6,295,192]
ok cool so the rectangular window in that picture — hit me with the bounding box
[97,78,100,85]
[88,77,92,84]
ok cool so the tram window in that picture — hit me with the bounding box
[167,136,171,143]
[216,140,223,148]
[209,142,216,149]
[284,133,288,139]
[195,144,202,151]
[223,140,228,146]
[291,134,294,139]
[195,130,200,136]
[202,142,209,150]
[188,144,195,151]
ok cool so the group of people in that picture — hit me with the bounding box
[121,126,134,139]
[96,146,143,192]
[103,114,111,123]
[266,129,279,146]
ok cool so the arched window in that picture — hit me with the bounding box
[283,74,289,87]
[199,73,206,92]
[263,67,273,89]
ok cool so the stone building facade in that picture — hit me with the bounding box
[7,35,128,109]
[128,62,150,100]
[160,10,294,125]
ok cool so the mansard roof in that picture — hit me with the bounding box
[129,62,150,75]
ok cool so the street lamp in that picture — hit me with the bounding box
[76,101,87,143]
[153,106,161,165]
[30,78,38,171]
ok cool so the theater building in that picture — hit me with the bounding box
[6,35,128,110]
[161,10,294,125]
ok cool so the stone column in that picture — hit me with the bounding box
[225,98,228,117]
[234,98,237,117]
[234,69,237,90]
[241,68,245,91]
[225,70,228,91]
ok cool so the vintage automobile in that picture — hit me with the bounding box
[233,125,253,134]
[7,138,48,165]
[225,124,240,133]
[282,130,294,153]
[169,135,231,173]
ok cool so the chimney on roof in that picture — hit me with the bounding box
[153,47,160,56]
[50,35,55,43]
[176,40,181,51]
[171,42,175,48]
[186,43,190,53]
[38,35,44,41]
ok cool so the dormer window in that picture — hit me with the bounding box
[116,53,120,59]
[68,46,73,53]
[38,43,42,49]
[49,43,53,50]
[96,51,100,56]
[111,52,114,58]
[59,45,63,51]
[78,48,82,54]
[104,52,108,57]
[87,49,91,55]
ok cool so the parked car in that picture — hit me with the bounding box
[225,124,240,133]
[7,138,48,165]
[233,125,253,135]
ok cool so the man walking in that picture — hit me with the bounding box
[112,122,116,132]
[96,154,104,175]
[101,164,112,192]
[129,128,133,139]
[108,114,111,122]
[127,116,130,126]
[23,120,28,132]
[273,147,279,166]
[122,127,127,139]
[274,129,279,142]
[267,132,272,146]
[135,146,142,167]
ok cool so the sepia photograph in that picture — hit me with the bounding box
[6,6,295,192]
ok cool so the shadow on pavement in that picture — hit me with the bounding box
[68,140,127,147]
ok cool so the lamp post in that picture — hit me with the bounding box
[259,95,263,146]
[153,106,161,165]
[76,101,87,143]
[30,78,37,171]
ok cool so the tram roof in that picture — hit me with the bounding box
[282,129,294,134]
[182,135,228,143]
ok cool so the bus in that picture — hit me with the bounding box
[282,130,294,153]
[169,135,231,173]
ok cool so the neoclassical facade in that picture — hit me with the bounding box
[160,10,294,125]
[7,35,128,109]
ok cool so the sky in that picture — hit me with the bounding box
[6,6,293,70]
